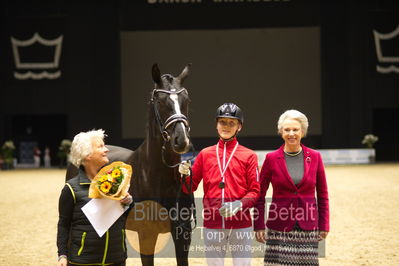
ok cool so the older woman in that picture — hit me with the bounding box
[254,110,329,265]
[57,129,132,266]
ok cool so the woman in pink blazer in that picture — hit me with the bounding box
[254,110,329,266]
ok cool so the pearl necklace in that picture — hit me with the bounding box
[284,148,302,157]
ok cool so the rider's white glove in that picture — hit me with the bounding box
[219,200,242,217]
[178,160,191,176]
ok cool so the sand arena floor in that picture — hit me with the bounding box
[0,164,399,266]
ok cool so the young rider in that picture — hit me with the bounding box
[179,103,260,266]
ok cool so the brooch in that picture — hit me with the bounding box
[306,157,311,163]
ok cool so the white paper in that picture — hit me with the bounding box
[82,198,129,237]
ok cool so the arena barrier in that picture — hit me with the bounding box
[182,149,376,166]
[254,149,376,166]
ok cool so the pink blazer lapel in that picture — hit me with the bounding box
[296,145,312,188]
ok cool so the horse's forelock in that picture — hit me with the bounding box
[160,74,182,91]
[161,74,174,83]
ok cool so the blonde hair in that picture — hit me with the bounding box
[69,129,106,167]
[277,110,309,137]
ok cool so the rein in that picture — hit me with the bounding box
[175,168,197,231]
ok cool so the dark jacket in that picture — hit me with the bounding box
[57,169,127,265]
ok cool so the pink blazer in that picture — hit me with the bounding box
[253,144,329,232]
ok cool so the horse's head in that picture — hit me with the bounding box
[150,63,192,154]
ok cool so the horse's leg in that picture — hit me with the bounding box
[170,195,193,266]
[171,221,191,266]
[138,230,158,266]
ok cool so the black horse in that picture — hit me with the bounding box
[66,64,194,266]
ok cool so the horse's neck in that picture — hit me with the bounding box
[145,117,162,156]
[132,106,181,198]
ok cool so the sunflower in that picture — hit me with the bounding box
[111,168,121,178]
[99,175,108,183]
[107,174,114,182]
[100,181,112,193]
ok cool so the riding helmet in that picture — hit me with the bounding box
[215,103,244,124]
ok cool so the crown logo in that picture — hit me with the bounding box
[11,33,63,80]
[373,25,399,74]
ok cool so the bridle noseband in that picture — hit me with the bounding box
[151,88,190,142]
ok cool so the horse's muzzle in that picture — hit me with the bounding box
[171,122,191,154]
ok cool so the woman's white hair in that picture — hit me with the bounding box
[277,109,309,137]
[69,129,106,167]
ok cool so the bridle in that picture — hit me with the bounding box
[150,88,194,168]
[151,88,190,143]
[151,87,197,230]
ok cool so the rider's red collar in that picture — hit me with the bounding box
[218,137,238,148]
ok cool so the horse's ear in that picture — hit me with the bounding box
[152,63,162,87]
[177,63,191,84]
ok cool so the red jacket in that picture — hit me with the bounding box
[185,138,260,229]
[253,144,329,232]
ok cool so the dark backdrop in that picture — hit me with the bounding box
[1,0,398,161]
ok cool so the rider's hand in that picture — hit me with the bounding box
[219,200,242,217]
[178,160,191,176]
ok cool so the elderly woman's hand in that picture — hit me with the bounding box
[319,231,329,241]
[255,230,266,243]
[57,256,67,266]
[120,192,133,206]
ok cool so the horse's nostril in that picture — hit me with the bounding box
[175,134,184,144]
[174,143,183,149]
[173,136,187,150]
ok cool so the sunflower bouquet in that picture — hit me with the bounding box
[89,161,132,200]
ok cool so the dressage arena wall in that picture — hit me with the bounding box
[254,149,377,166]
[181,149,377,169]
[1,0,399,163]
[1,163,399,265]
